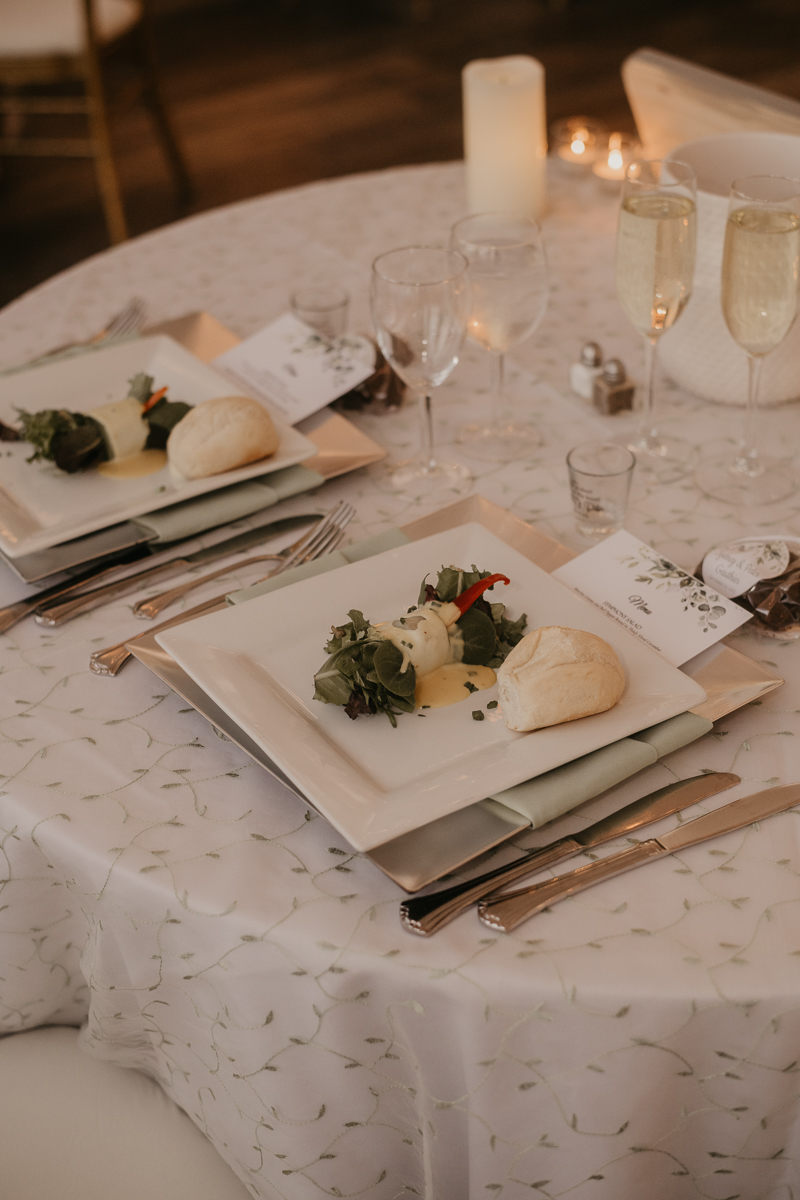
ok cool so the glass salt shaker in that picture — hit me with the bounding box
[569,341,603,400]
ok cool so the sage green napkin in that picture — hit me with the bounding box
[224,524,714,832]
[0,332,142,377]
[133,464,325,543]
[488,712,713,829]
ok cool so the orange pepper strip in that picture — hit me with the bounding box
[142,386,168,413]
[452,573,510,615]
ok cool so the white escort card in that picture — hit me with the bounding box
[212,313,376,424]
[553,530,752,667]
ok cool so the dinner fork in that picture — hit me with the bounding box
[89,507,353,676]
[132,501,355,619]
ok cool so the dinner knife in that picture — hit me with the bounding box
[478,780,800,932]
[32,512,321,627]
[399,771,740,936]
[0,545,155,635]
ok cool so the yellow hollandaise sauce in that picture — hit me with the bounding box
[97,449,167,480]
[415,662,496,710]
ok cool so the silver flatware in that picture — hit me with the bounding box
[478,781,800,931]
[89,505,353,675]
[33,299,148,363]
[90,594,228,676]
[0,547,152,635]
[132,502,355,619]
[399,771,741,935]
[33,512,323,627]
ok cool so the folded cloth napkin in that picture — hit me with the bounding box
[132,464,324,543]
[488,712,713,828]
[226,527,714,833]
[0,331,142,376]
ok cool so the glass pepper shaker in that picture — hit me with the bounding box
[593,357,635,415]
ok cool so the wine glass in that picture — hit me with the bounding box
[695,175,800,506]
[371,246,472,497]
[616,159,697,482]
[450,212,548,462]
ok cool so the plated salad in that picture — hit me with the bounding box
[313,565,527,726]
[14,372,190,473]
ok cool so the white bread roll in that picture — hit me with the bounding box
[498,626,625,732]
[167,395,279,480]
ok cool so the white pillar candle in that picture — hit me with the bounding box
[462,55,547,221]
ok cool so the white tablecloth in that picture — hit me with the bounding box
[2,162,800,1199]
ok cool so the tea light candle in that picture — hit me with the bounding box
[592,132,641,188]
[462,55,547,220]
[559,125,592,164]
[550,117,606,168]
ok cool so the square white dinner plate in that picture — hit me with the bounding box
[156,524,707,851]
[0,336,316,557]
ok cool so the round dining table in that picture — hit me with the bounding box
[2,160,800,1200]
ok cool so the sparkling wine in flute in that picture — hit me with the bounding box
[721,207,800,356]
[695,175,800,507]
[615,159,697,484]
[616,193,696,338]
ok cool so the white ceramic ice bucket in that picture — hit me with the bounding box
[659,132,800,406]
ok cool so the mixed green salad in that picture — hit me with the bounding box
[313,564,527,726]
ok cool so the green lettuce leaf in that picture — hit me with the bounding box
[127,373,155,404]
[455,606,497,665]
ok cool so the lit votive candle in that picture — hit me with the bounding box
[592,132,641,189]
[550,116,607,169]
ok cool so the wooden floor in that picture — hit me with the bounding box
[2,0,800,308]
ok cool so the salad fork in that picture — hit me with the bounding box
[89,504,354,676]
[33,299,148,363]
[132,502,355,619]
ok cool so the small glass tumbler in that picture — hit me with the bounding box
[567,441,635,537]
[289,285,350,339]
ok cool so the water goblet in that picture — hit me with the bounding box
[695,175,800,506]
[616,159,697,482]
[450,212,548,462]
[371,246,472,498]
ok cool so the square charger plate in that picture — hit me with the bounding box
[0,336,316,558]
[157,521,707,852]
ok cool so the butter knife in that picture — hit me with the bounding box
[478,781,800,932]
[32,513,320,627]
[399,772,740,935]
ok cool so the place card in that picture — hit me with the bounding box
[552,529,752,666]
[212,313,376,424]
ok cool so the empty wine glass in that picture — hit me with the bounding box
[371,246,472,497]
[616,159,697,482]
[695,175,800,505]
[450,212,548,461]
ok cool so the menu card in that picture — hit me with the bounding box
[212,313,376,424]
[553,530,752,666]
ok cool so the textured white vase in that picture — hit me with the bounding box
[659,132,800,407]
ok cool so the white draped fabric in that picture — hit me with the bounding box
[2,163,800,1199]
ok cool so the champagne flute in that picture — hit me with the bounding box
[616,159,697,482]
[695,175,800,506]
[450,212,548,462]
[371,246,472,497]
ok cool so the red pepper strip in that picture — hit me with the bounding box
[142,386,168,413]
[452,573,510,615]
